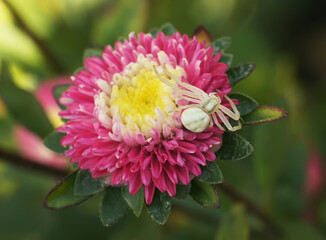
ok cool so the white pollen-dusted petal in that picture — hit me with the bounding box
[158,51,170,65]
[112,73,122,83]
[60,97,74,104]
[97,79,111,95]
[98,111,112,129]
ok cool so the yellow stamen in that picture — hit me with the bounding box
[108,57,182,134]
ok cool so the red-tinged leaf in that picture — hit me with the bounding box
[193,25,212,45]
[242,106,287,125]
[44,171,91,210]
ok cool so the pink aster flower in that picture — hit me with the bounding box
[58,32,237,204]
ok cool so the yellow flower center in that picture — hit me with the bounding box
[110,68,171,128]
[105,53,185,136]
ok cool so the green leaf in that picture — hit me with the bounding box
[52,84,70,110]
[174,183,191,199]
[44,172,90,210]
[43,131,67,154]
[149,28,159,38]
[215,205,249,240]
[150,23,177,37]
[100,187,129,226]
[117,36,126,42]
[227,64,256,86]
[285,220,324,240]
[242,106,287,125]
[92,0,148,46]
[83,48,102,60]
[0,62,53,138]
[160,23,177,36]
[229,93,259,116]
[198,162,223,184]
[190,179,219,208]
[121,186,144,217]
[219,54,233,67]
[211,37,232,55]
[74,170,104,196]
[147,191,171,224]
[73,67,84,75]
[215,132,253,161]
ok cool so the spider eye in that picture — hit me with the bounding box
[181,107,210,133]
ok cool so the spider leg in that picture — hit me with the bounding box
[230,120,242,131]
[219,94,240,120]
[217,110,233,131]
[177,96,201,104]
[162,64,207,98]
[217,110,242,132]
[172,103,200,113]
[208,117,214,128]
[211,112,225,131]
[153,66,202,101]
[219,105,240,120]
[153,66,178,90]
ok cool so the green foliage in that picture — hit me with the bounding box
[83,48,103,60]
[74,170,104,196]
[220,54,233,67]
[160,23,177,36]
[227,64,256,86]
[174,183,191,199]
[52,84,70,110]
[44,172,90,210]
[147,191,171,224]
[242,105,288,125]
[43,131,67,154]
[198,162,224,184]
[215,205,249,240]
[211,37,232,55]
[92,0,148,46]
[121,186,144,217]
[100,187,129,226]
[150,23,177,37]
[215,132,253,161]
[285,221,324,240]
[73,67,84,75]
[190,179,219,208]
[0,62,53,138]
[229,93,259,116]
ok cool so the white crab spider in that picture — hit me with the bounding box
[153,64,242,133]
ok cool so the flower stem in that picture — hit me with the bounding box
[3,0,64,73]
[215,182,283,237]
[0,148,67,177]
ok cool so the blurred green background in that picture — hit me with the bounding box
[0,0,325,239]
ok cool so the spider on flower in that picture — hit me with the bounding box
[153,64,241,133]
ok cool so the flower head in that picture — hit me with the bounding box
[58,32,235,204]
